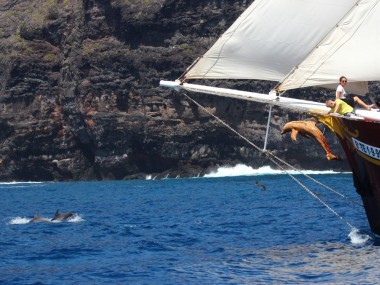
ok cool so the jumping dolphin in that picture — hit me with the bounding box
[51,209,73,222]
[281,120,341,160]
[28,212,51,223]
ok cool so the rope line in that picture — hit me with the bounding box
[182,92,362,207]
[182,92,358,230]
[266,157,355,231]
[265,150,363,207]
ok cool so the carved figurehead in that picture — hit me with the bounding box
[281,120,341,161]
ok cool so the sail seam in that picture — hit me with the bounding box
[279,0,368,91]
[294,0,378,90]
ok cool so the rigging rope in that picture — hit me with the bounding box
[182,92,360,231]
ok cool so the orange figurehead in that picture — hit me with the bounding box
[281,120,341,161]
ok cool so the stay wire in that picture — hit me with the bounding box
[264,150,363,207]
[181,92,361,207]
[182,92,358,230]
[264,152,356,231]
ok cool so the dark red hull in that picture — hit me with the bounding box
[330,118,380,235]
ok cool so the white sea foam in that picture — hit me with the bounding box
[0,181,43,185]
[0,181,46,189]
[67,213,84,223]
[7,214,84,224]
[203,164,346,178]
[8,217,30,225]
[348,228,371,244]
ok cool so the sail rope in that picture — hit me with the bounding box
[181,92,360,230]
[265,150,363,207]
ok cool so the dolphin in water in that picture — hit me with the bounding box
[29,212,51,223]
[281,120,341,160]
[254,180,266,191]
[51,209,73,222]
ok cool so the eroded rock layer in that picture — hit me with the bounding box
[0,0,361,181]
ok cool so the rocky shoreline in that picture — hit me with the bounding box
[1,0,372,182]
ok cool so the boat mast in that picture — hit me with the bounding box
[263,104,273,151]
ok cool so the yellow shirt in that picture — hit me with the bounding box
[330,99,353,115]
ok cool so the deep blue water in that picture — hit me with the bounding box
[1,173,379,284]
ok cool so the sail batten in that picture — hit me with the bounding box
[184,0,377,95]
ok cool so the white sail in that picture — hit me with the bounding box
[279,0,380,95]
[184,0,372,95]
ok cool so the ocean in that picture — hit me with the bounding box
[1,165,379,284]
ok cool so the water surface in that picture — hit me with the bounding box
[1,173,378,284]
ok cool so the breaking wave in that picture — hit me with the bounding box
[7,217,30,225]
[0,182,45,189]
[349,228,371,244]
[145,164,348,180]
[67,214,85,223]
[203,164,346,178]
[7,213,84,225]
[0,182,43,185]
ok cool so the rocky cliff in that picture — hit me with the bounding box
[0,0,363,181]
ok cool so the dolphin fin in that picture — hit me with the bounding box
[55,209,59,217]
[290,129,299,141]
[34,212,38,218]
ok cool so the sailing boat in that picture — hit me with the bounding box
[160,0,380,236]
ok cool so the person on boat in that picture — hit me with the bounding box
[325,99,354,116]
[336,76,374,110]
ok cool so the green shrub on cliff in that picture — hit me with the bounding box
[43,53,56,61]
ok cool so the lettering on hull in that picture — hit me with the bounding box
[352,138,380,161]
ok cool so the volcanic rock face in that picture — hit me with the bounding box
[0,0,355,181]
